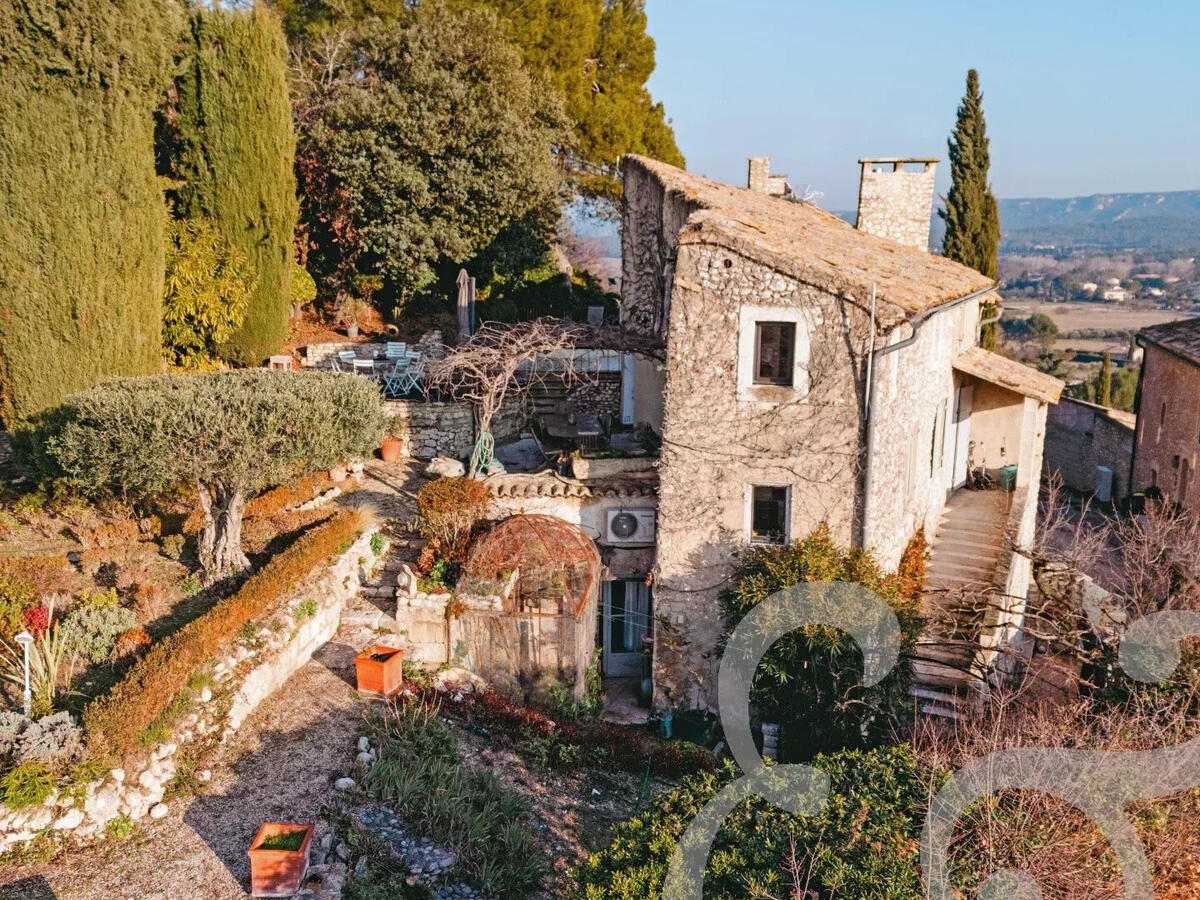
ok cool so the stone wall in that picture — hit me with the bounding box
[1131,343,1199,510]
[865,296,984,569]
[620,157,700,338]
[0,531,384,855]
[383,394,526,461]
[570,372,622,423]
[1044,397,1135,500]
[854,160,937,251]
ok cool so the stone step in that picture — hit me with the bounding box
[916,700,966,722]
[930,545,1004,567]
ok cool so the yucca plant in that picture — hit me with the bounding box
[0,597,78,717]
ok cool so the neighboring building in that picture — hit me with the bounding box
[620,154,1063,711]
[1131,318,1200,512]
[1043,397,1135,501]
[1100,288,1129,302]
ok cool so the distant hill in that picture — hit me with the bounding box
[997,191,1200,253]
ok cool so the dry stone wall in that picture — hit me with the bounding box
[854,162,937,251]
[0,531,385,855]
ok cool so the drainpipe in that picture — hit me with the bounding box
[977,300,1004,345]
[860,286,997,552]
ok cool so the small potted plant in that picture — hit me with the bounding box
[380,427,404,464]
[248,822,314,897]
[354,644,405,695]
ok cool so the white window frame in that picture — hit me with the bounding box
[745,483,791,545]
[737,305,812,404]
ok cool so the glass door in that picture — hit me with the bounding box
[602,579,652,677]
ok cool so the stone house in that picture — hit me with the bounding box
[618,154,1063,710]
[1131,317,1200,512]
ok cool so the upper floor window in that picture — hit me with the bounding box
[753,323,796,386]
[737,305,811,402]
[748,485,790,545]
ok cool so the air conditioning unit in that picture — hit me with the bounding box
[605,508,656,545]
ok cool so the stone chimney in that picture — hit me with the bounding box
[747,157,791,197]
[855,158,938,251]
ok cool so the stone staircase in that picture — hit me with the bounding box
[911,491,1009,721]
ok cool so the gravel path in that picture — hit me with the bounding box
[0,638,371,900]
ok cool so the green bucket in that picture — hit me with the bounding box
[999,464,1018,492]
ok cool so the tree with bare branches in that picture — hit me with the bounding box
[427,319,595,476]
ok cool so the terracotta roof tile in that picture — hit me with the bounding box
[1138,317,1200,368]
[485,472,657,500]
[626,155,996,327]
[953,346,1065,404]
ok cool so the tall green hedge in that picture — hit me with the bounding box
[171,7,298,365]
[0,0,176,426]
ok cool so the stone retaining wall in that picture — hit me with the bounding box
[0,530,385,856]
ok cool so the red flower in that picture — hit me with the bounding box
[21,605,50,637]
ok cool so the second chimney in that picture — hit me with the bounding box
[747,157,791,197]
[855,158,938,251]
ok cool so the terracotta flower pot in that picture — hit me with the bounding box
[248,822,314,898]
[354,645,405,696]
[380,436,403,464]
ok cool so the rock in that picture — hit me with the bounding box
[53,808,84,830]
[357,736,371,753]
[198,769,212,784]
[356,751,373,767]
[334,777,357,791]
[426,456,465,478]
[149,803,169,820]
[110,768,125,784]
[138,770,159,791]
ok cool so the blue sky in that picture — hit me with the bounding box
[644,0,1200,210]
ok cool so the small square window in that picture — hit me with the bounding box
[753,322,795,387]
[750,485,789,544]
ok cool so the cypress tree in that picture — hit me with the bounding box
[1098,351,1113,408]
[0,0,176,426]
[170,7,298,365]
[941,69,1001,347]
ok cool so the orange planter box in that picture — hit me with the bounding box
[248,822,313,898]
[354,645,405,696]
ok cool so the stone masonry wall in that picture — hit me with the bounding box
[570,372,622,423]
[855,161,937,251]
[1044,397,1135,500]
[0,531,384,855]
[652,240,873,709]
[385,400,474,460]
[1132,344,1200,511]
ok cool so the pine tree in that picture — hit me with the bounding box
[941,69,1001,348]
[0,0,176,426]
[168,7,298,365]
[1098,351,1113,408]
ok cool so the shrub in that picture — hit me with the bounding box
[112,627,152,660]
[60,605,138,664]
[366,701,547,897]
[83,509,365,761]
[160,534,186,561]
[293,599,318,622]
[43,370,384,581]
[162,218,253,367]
[0,711,26,759]
[370,532,386,557]
[569,746,935,900]
[719,526,922,761]
[0,761,57,809]
[245,473,330,519]
[0,576,36,640]
[15,712,82,765]
[416,478,490,560]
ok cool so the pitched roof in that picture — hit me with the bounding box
[1138,317,1200,368]
[625,155,995,327]
[953,346,1065,404]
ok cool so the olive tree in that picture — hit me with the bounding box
[43,371,384,580]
